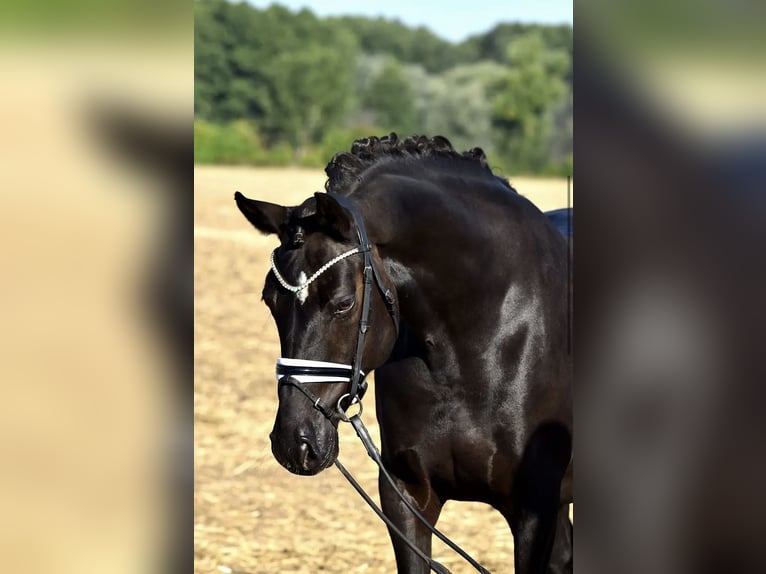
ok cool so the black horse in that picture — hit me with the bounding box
[235,134,572,573]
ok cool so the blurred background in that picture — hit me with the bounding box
[0,1,190,574]
[575,1,766,573]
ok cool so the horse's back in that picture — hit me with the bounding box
[544,208,573,238]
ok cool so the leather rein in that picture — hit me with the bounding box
[272,193,490,574]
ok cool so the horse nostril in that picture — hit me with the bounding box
[298,436,315,469]
[298,435,314,452]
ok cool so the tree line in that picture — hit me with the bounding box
[195,0,572,175]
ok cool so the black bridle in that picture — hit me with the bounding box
[274,193,490,574]
[275,192,398,419]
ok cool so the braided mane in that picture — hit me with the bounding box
[324,133,513,195]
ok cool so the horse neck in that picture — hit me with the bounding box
[360,182,504,343]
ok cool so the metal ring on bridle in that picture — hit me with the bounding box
[336,393,363,422]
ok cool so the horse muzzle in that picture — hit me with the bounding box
[270,357,369,474]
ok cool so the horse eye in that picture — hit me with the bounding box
[333,297,356,316]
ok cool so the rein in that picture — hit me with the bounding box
[338,413,491,574]
[273,193,490,574]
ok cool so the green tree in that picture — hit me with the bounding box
[194,1,358,153]
[194,0,231,119]
[266,43,356,149]
[330,16,471,73]
[362,59,417,134]
[194,1,572,172]
[490,31,570,172]
[398,62,506,153]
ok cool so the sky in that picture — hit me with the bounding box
[246,0,572,42]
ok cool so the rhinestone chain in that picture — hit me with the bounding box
[270,246,362,294]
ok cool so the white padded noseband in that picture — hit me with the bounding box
[275,357,364,384]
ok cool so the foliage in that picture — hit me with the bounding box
[460,23,572,79]
[415,62,508,154]
[489,31,571,172]
[194,0,572,174]
[194,120,384,168]
[329,16,472,73]
[194,0,357,148]
[361,58,417,135]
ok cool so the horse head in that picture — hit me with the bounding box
[235,190,398,475]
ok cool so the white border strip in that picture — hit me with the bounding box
[275,357,363,384]
[277,357,352,370]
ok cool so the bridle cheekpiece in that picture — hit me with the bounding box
[272,194,398,421]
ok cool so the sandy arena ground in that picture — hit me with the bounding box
[194,165,571,573]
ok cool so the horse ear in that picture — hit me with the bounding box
[234,191,288,235]
[314,192,353,239]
